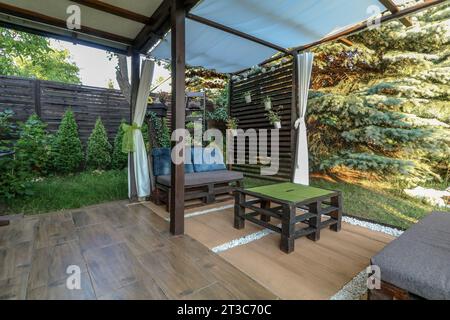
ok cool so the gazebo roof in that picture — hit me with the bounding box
[0,0,443,63]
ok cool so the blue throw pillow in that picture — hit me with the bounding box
[192,147,226,172]
[152,148,194,176]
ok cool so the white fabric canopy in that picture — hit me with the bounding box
[293,52,314,185]
[150,0,381,73]
[128,59,155,198]
[151,19,277,73]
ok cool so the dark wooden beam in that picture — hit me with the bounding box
[379,0,413,27]
[0,2,134,46]
[70,0,151,24]
[0,19,128,54]
[291,0,446,53]
[129,51,141,201]
[170,0,186,235]
[186,13,291,55]
[133,0,200,53]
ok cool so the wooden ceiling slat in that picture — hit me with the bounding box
[379,0,413,27]
[69,0,151,24]
[0,2,134,45]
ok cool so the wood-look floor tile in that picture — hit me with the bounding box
[0,241,33,281]
[98,279,167,300]
[83,242,152,298]
[183,282,237,300]
[27,272,96,300]
[76,223,122,253]
[72,210,100,228]
[127,204,170,234]
[117,223,167,256]
[34,215,77,249]
[27,241,87,291]
[137,245,213,299]
[0,218,37,248]
[0,273,29,300]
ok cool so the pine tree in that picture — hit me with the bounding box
[51,109,83,173]
[86,117,112,170]
[307,1,450,184]
[111,119,127,170]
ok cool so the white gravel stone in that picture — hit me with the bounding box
[343,216,403,237]
[330,270,368,300]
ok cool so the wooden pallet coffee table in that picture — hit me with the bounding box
[234,182,342,253]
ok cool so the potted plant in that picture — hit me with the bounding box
[263,96,272,111]
[227,117,239,136]
[266,106,282,129]
[244,91,252,103]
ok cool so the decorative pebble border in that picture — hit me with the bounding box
[330,269,369,300]
[211,229,274,253]
[342,216,404,238]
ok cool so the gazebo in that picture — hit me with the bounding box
[0,0,444,237]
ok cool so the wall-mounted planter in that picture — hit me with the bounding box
[274,121,281,129]
[264,99,272,111]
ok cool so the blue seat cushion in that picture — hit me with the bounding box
[152,148,194,176]
[191,147,226,172]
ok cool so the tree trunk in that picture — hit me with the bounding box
[115,54,131,104]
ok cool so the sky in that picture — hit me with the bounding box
[50,40,172,92]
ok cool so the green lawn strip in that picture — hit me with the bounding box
[3,170,128,215]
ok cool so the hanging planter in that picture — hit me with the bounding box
[266,105,283,129]
[227,117,239,136]
[244,91,252,103]
[263,96,272,111]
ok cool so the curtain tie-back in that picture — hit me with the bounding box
[121,122,141,153]
[294,117,306,130]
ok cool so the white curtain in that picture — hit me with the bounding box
[293,52,314,185]
[128,59,155,198]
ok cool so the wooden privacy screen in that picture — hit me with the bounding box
[230,60,295,181]
[0,75,129,144]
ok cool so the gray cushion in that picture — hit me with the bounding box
[371,212,450,299]
[156,170,243,187]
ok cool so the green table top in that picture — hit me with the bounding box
[246,182,335,203]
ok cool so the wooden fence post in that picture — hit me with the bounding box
[34,80,41,117]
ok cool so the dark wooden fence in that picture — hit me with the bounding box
[230,60,295,181]
[0,75,130,144]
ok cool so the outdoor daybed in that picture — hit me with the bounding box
[151,147,243,211]
[369,212,450,300]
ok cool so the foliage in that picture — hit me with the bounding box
[307,2,450,185]
[148,112,171,148]
[227,117,238,129]
[16,114,52,176]
[207,106,229,122]
[0,28,80,83]
[0,109,31,200]
[86,118,112,170]
[51,109,83,173]
[111,119,128,169]
[266,106,282,124]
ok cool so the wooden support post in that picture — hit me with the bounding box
[129,50,140,201]
[234,191,245,229]
[261,200,271,223]
[307,201,321,242]
[330,195,342,232]
[280,204,296,254]
[170,0,186,235]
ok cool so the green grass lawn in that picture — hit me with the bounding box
[2,171,443,230]
[2,170,128,215]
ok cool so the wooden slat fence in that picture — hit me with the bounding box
[0,75,130,144]
[230,60,295,181]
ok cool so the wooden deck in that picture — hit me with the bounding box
[0,201,276,300]
[145,200,394,300]
[0,200,394,300]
